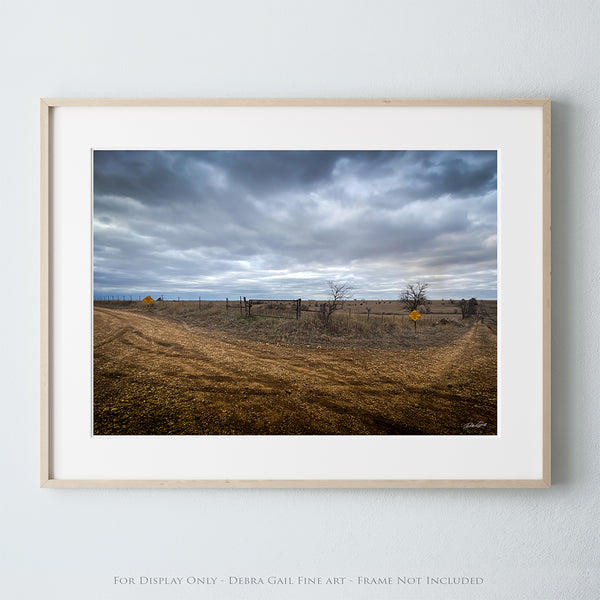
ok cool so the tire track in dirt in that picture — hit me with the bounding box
[94,307,497,435]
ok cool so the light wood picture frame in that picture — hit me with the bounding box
[41,98,550,488]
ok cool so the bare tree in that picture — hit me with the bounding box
[321,280,352,326]
[400,281,430,313]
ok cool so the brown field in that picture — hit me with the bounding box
[93,299,497,435]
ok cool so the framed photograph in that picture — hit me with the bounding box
[41,98,550,488]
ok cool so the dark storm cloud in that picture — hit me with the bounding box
[397,150,497,198]
[93,150,497,299]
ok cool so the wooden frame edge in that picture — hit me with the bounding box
[40,99,51,487]
[41,479,550,489]
[40,97,550,108]
[40,98,551,489]
[542,99,551,487]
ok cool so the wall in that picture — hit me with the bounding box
[1,1,598,598]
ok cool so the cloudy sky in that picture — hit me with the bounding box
[93,150,497,300]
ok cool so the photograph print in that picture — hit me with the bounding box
[93,150,497,436]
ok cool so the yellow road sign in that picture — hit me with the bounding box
[143,295,154,305]
[409,310,421,321]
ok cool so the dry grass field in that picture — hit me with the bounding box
[93,299,497,435]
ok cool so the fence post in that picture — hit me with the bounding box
[240,296,243,316]
[243,296,248,317]
[226,297,229,311]
[296,298,301,320]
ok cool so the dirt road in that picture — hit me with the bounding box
[94,307,497,435]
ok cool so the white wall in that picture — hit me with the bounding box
[1,1,598,598]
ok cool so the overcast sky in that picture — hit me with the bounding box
[93,150,497,300]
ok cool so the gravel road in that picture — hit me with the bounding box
[94,307,497,435]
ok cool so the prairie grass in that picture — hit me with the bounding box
[93,299,478,351]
